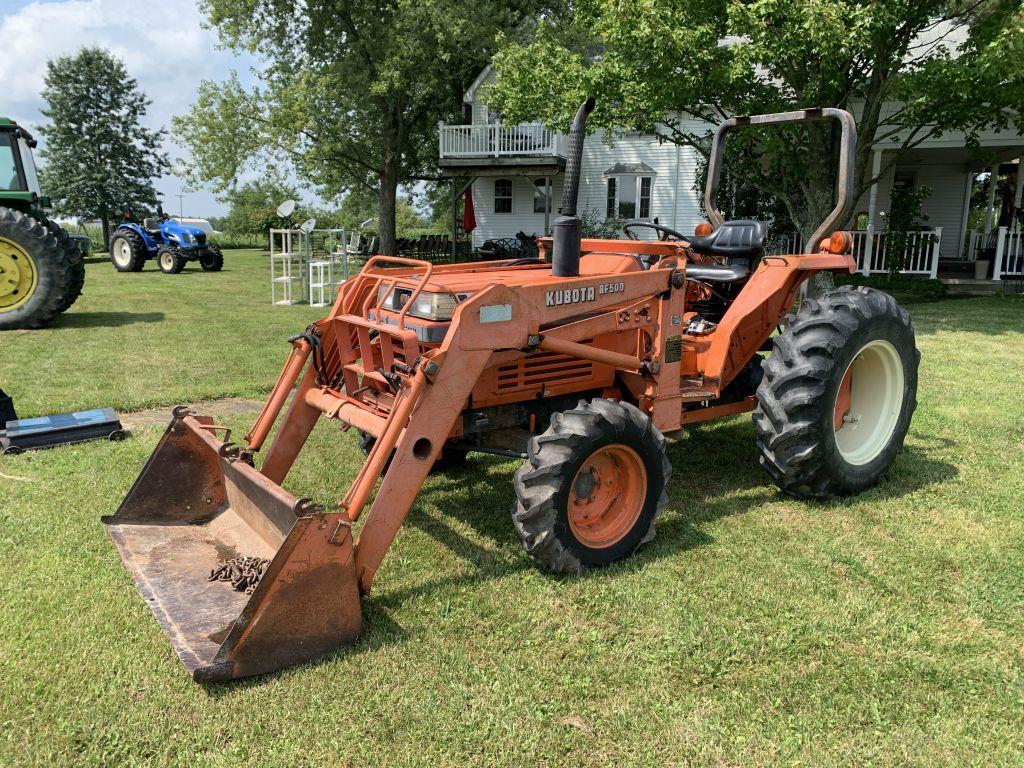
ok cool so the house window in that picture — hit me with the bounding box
[534,178,552,214]
[494,178,512,214]
[606,174,654,219]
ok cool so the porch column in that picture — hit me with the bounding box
[863,148,883,276]
[1013,158,1024,223]
[957,169,974,259]
[544,176,551,235]
[983,162,999,235]
[450,178,458,260]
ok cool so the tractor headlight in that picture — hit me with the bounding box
[180,232,192,245]
[376,285,464,321]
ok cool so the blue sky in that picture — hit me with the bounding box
[0,0,305,217]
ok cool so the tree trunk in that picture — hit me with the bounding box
[378,163,398,256]
[101,206,110,248]
[377,123,399,256]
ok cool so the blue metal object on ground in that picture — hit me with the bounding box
[0,406,125,454]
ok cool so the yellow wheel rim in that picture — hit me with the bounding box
[0,236,38,313]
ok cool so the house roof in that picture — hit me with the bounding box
[464,64,495,104]
[603,162,656,176]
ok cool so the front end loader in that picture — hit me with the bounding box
[105,100,920,681]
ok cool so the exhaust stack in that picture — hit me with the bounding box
[551,97,596,277]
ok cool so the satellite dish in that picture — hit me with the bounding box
[299,218,316,233]
[276,199,297,218]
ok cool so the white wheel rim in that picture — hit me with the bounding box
[160,252,174,270]
[114,239,132,267]
[833,339,905,465]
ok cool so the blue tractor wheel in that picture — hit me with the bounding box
[110,230,146,272]
[157,246,186,274]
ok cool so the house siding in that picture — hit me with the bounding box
[852,160,972,259]
[469,124,708,247]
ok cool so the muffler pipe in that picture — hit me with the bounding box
[551,97,596,277]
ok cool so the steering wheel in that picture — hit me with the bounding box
[622,219,687,242]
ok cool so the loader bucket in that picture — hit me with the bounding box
[102,407,362,681]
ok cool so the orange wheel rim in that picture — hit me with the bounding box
[833,364,854,431]
[568,444,647,549]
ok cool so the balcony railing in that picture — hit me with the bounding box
[767,228,942,278]
[439,122,566,159]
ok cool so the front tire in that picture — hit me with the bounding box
[157,247,186,274]
[753,286,919,498]
[513,399,670,573]
[199,247,223,272]
[109,230,146,272]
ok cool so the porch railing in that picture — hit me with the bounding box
[966,226,1024,280]
[766,228,941,277]
[851,228,941,277]
[438,122,565,158]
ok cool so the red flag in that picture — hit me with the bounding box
[462,187,476,233]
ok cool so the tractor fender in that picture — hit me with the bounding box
[114,223,158,252]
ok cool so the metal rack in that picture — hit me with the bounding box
[271,227,354,306]
[269,228,307,305]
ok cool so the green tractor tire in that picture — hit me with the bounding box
[43,218,85,313]
[0,206,74,331]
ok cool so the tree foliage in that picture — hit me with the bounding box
[486,0,1024,240]
[38,47,168,244]
[220,176,300,236]
[175,0,545,254]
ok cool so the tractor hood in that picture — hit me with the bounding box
[161,219,207,245]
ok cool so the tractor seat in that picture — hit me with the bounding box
[143,217,159,230]
[689,220,767,264]
[685,262,750,283]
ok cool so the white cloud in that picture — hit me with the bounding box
[0,0,261,215]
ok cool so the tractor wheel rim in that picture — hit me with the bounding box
[568,443,647,548]
[160,252,174,270]
[113,239,132,267]
[833,339,905,465]
[0,236,38,312]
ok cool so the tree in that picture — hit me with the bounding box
[221,177,301,236]
[175,0,546,255]
[38,47,168,245]
[485,1,1024,291]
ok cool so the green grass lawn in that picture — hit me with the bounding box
[1,249,323,418]
[1,257,1023,766]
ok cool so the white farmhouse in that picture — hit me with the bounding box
[438,65,1024,289]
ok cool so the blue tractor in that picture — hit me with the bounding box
[108,212,223,274]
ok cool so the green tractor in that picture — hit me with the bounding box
[0,118,85,330]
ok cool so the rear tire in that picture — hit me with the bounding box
[43,218,85,312]
[512,398,670,574]
[109,230,146,272]
[199,247,223,272]
[157,247,186,274]
[0,207,72,330]
[753,286,919,498]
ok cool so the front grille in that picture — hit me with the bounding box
[496,351,593,392]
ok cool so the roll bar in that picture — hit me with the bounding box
[703,108,857,254]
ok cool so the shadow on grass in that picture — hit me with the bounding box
[411,419,958,580]
[201,421,958,690]
[58,311,165,328]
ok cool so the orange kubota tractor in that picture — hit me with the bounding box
[104,100,919,681]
